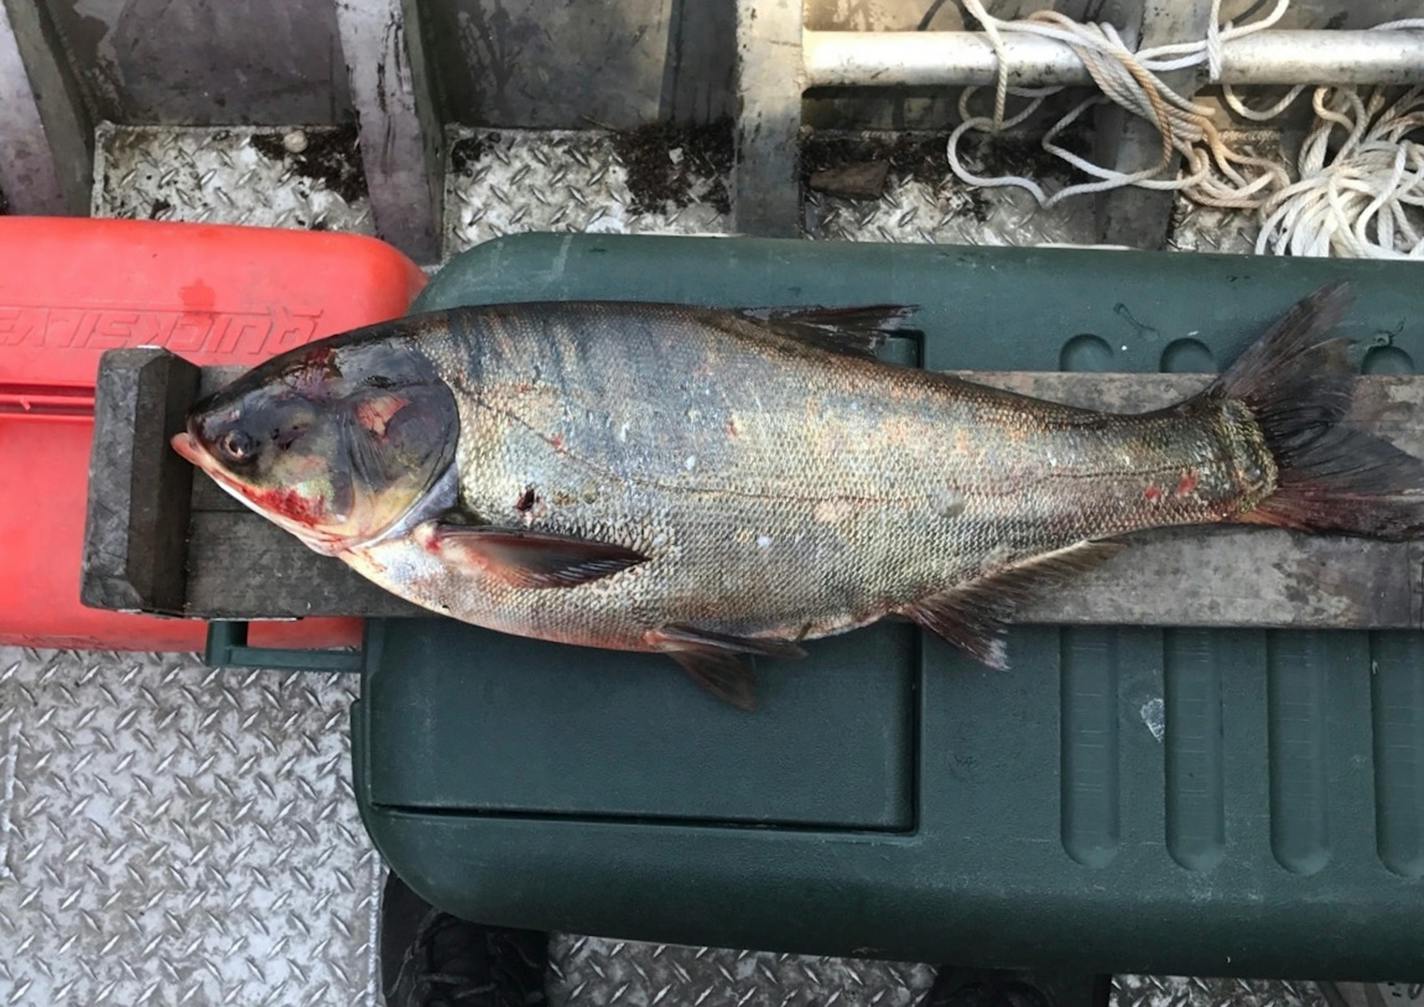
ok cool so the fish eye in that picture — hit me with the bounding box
[218,428,256,463]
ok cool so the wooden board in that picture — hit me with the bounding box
[80,348,200,615]
[83,349,1424,629]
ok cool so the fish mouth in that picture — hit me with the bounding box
[170,428,256,507]
[169,429,348,556]
[170,430,242,497]
[170,430,205,467]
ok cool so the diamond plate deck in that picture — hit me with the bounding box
[1167,133,1292,255]
[0,648,382,1006]
[443,127,1093,256]
[549,935,937,1006]
[92,124,373,234]
[807,178,1092,245]
[1116,976,1326,1007]
[443,127,731,257]
[543,944,1333,1007]
[803,131,1093,246]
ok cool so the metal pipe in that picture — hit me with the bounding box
[803,28,1424,88]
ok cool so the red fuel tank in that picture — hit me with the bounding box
[0,217,425,650]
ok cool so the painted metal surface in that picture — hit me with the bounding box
[0,0,91,214]
[38,0,351,125]
[802,29,1424,88]
[732,0,805,236]
[13,0,1417,133]
[333,0,443,262]
[417,0,715,128]
[1096,0,1216,250]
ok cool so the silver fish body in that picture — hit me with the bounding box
[174,286,1424,706]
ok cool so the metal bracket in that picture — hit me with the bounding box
[204,621,363,673]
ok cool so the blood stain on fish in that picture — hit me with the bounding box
[355,395,407,437]
[245,485,323,525]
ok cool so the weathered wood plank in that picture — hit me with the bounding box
[181,507,1424,628]
[81,349,200,614]
[184,512,424,618]
[1026,524,1422,627]
[84,349,1424,627]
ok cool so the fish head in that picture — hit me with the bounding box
[171,328,459,555]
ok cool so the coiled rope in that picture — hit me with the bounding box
[947,0,1424,258]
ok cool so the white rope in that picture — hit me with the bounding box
[952,0,1290,210]
[1255,85,1424,258]
[947,0,1424,258]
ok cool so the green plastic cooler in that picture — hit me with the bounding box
[343,234,1424,980]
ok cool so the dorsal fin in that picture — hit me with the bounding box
[902,541,1124,668]
[740,304,917,359]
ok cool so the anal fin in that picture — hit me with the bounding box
[903,541,1124,669]
[665,651,760,712]
[647,624,807,711]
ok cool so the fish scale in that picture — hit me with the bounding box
[368,301,1266,648]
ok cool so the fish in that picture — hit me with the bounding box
[172,282,1423,709]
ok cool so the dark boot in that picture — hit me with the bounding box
[921,967,1109,1007]
[380,871,548,1007]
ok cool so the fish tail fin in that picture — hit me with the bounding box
[1217,281,1424,540]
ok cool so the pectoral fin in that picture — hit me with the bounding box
[903,540,1124,669]
[647,625,807,711]
[417,522,648,589]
